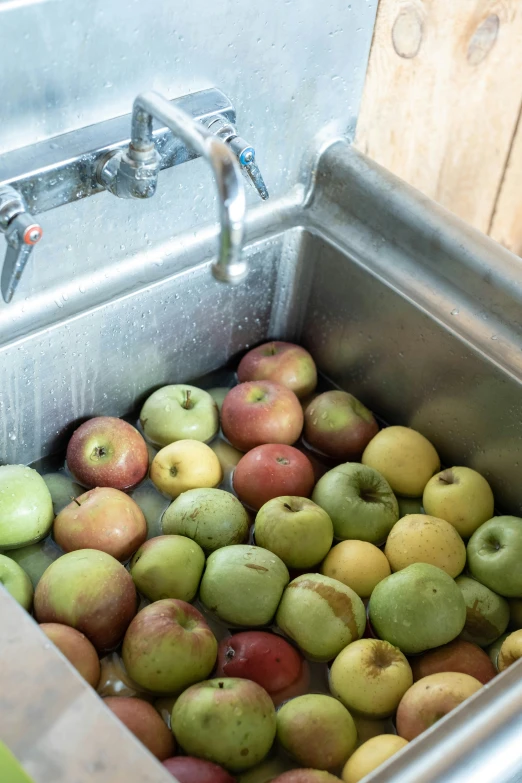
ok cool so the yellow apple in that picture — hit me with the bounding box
[330,639,413,718]
[498,630,522,672]
[423,466,494,538]
[342,735,408,782]
[321,540,391,598]
[384,514,466,578]
[362,426,440,497]
[150,440,222,499]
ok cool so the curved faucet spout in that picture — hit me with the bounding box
[130,91,247,284]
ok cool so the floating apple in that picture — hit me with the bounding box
[103,696,175,761]
[150,439,222,499]
[53,487,147,561]
[254,496,333,569]
[384,514,466,578]
[97,651,148,699]
[0,465,54,549]
[66,417,149,490]
[396,672,482,740]
[321,540,391,598]
[207,387,231,413]
[162,487,250,552]
[171,677,277,771]
[140,384,219,446]
[122,599,217,693]
[330,639,413,718]
[216,631,309,706]
[369,563,466,654]
[40,623,100,687]
[276,573,366,661]
[237,341,317,399]
[200,545,289,627]
[498,630,522,671]
[277,693,357,770]
[0,555,33,610]
[130,481,170,539]
[312,463,398,543]
[209,439,244,485]
[6,538,61,589]
[221,381,303,452]
[42,472,84,515]
[304,390,378,460]
[34,549,137,652]
[163,756,235,783]
[342,735,408,783]
[456,575,509,647]
[233,445,315,511]
[467,516,522,597]
[362,426,440,497]
[130,535,205,602]
[409,639,496,684]
[423,466,494,538]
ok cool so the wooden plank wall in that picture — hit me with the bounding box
[355,0,522,255]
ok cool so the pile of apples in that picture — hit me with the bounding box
[1,341,522,783]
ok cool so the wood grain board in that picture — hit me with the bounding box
[356,0,522,249]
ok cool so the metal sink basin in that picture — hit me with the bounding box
[2,139,522,783]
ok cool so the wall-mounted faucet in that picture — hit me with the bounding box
[0,89,268,303]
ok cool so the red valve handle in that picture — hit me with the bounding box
[22,224,43,245]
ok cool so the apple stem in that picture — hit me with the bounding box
[71,496,81,506]
[183,389,192,410]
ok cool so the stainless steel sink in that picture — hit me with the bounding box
[2,138,522,783]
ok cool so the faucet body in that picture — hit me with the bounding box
[99,91,255,284]
[0,88,268,301]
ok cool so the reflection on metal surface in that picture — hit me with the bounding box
[0,88,269,298]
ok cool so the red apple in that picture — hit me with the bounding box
[272,771,341,783]
[221,381,303,452]
[122,599,218,694]
[66,416,149,490]
[39,622,101,688]
[304,391,378,460]
[396,672,482,741]
[237,341,317,399]
[233,444,315,510]
[34,549,137,653]
[103,696,175,760]
[410,639,496,685]
[216,631,310,706]
[53,487,147,561]
[163,756,235,783]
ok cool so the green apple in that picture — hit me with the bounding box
[122,599,217,693]
[467,516,522,597]
[456,575,509,647]
[254,497,333,568]
[200,545,289,626]
[130,535,205,602]
[130,480,170,539]
[0,465,54,549]
[423,467,494,538]
[369,563,466,654]
[140,384,219,447]
[6,538,62,588]
[0,554,33,609]
[330,639,413,718]
[275,573,366,661]
[396,496,423,516]
[163,487,249,552]
[42,472,84,515]
[311,463,399,543]
[276,693,357,770]
[171,677,276,771]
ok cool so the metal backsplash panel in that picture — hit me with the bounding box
[0,0,377,304]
